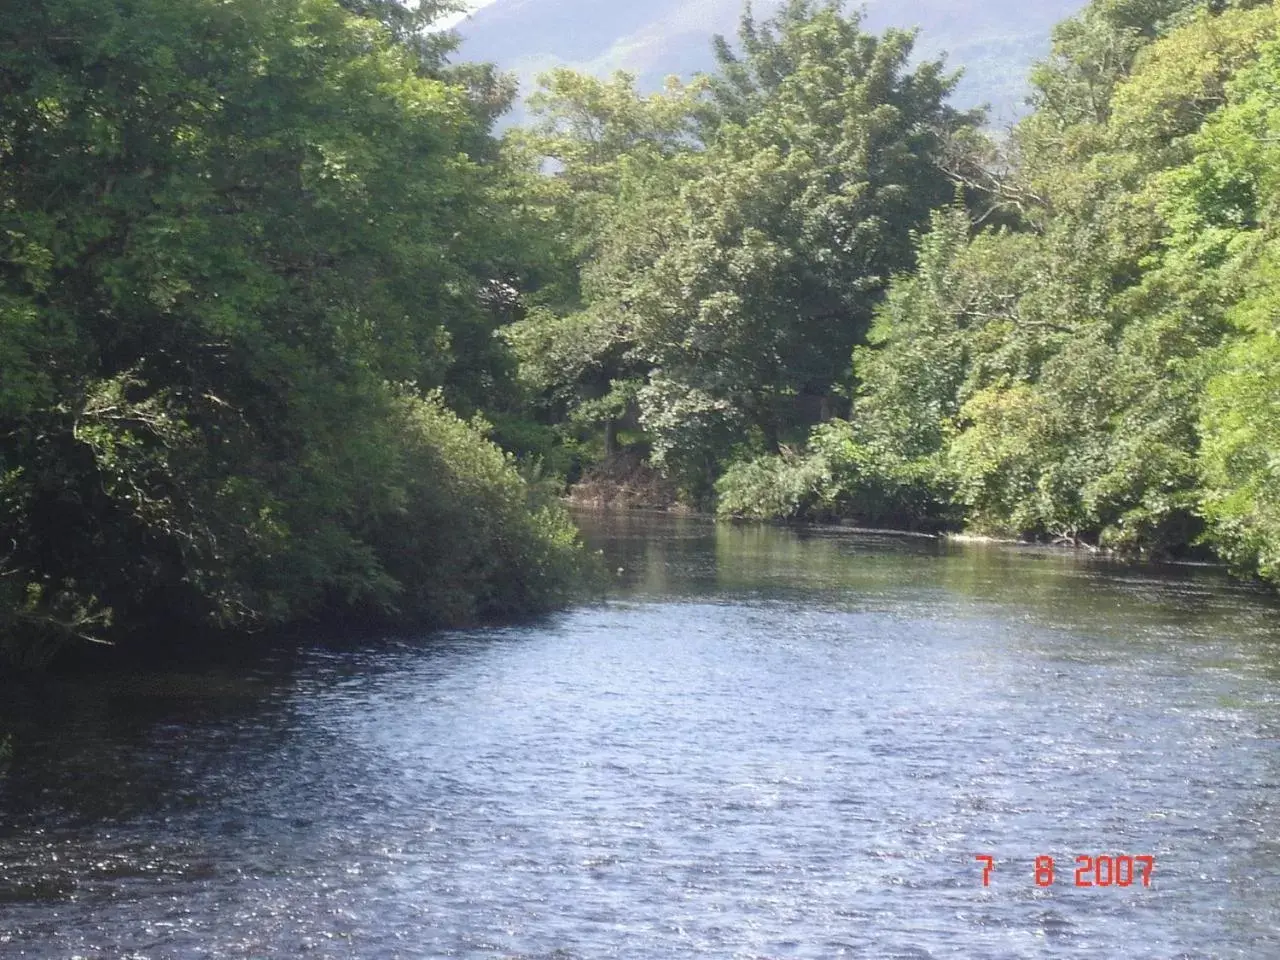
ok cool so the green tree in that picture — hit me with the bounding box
[717,0,1278,562]
[502,69,708,464]
[626,0,979,498]
[937,2,1276,550]
[1187,38,1280,581]
[0,0,581,668]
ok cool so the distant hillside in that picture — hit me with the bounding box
[453,0,1089,127]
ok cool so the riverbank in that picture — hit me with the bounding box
[565,452,685,511]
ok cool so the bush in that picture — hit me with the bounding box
[360,391,585,625]
[716,421,957,531]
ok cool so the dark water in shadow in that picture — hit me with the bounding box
[3,511,1280,958]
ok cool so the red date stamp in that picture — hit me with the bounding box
[975,854,1155,888]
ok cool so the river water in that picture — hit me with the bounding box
[3,511,1280,958]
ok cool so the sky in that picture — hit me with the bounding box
[435,0,501,30]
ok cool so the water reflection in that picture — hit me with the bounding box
[581,509,1280,646]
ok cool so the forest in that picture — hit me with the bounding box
[2,0,1278,668]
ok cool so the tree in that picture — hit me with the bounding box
[502,69,708,465]
[0,0,581,668]
[624,0,979,498]
[713,0,1278,563]
[1188,37,1280,581]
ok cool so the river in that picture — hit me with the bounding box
[2,511,1280,957]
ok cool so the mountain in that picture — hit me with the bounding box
[453,0,1090,128]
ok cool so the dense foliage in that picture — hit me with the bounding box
[0,0,582,668]
[511,0,1280,587]
[509,0,981,500]
[6,0,1280,670]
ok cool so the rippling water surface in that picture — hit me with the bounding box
[4,512,1280,958]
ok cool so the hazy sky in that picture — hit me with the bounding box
[436,0,501,29]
